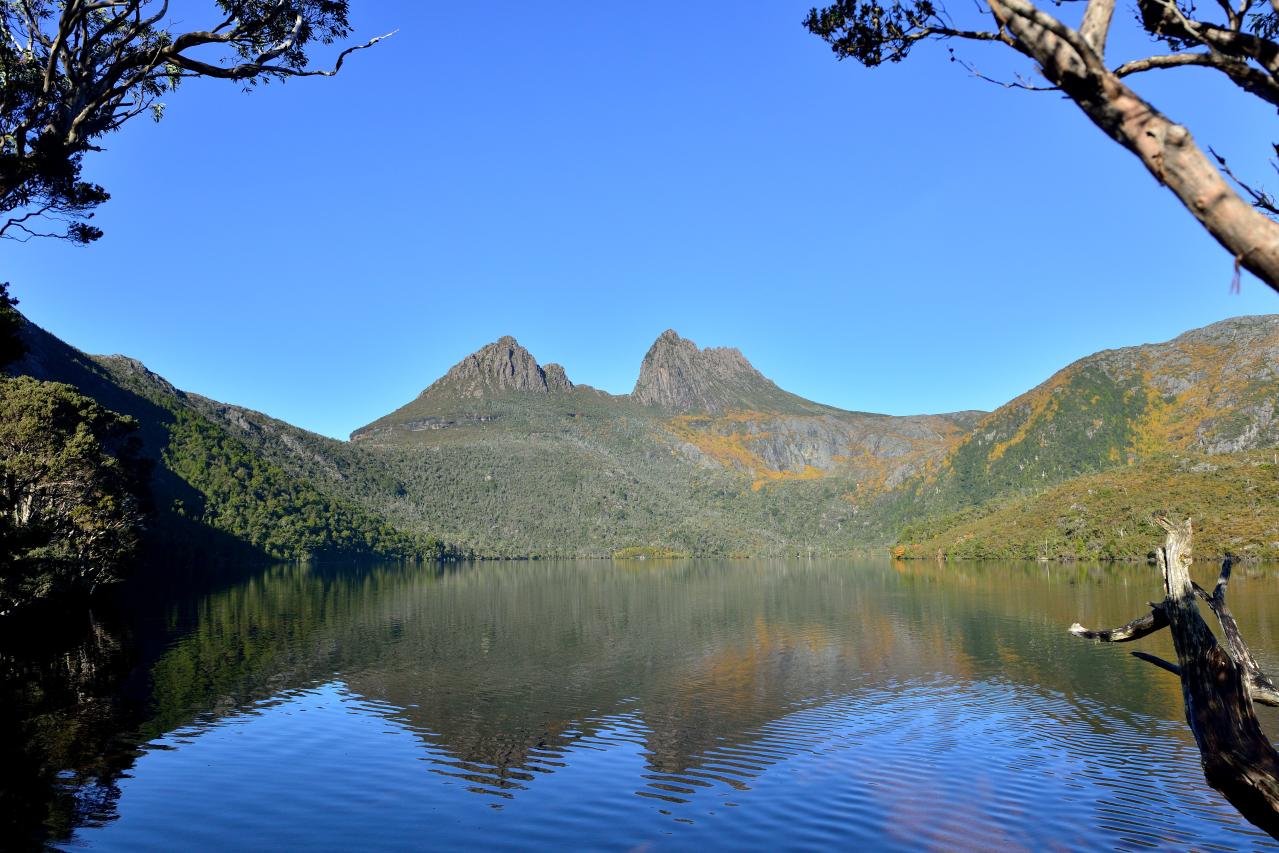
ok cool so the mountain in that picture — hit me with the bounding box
[356,330,981,489]
[870,314,1279,533]
[427,335,573,399]
[10,314,1279,563]
[632,329,822,415]
[352,335,583,442]
[7,316,457,564]
[350,317,1279,558]
[348,330,992,555]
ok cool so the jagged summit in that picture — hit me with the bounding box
[632,329,822,415]
[421,336,573,400]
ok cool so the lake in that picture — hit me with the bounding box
[5,558,1279,850]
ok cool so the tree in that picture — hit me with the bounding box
[0,375,149,615]
[1072,517,1279,838]
[1,1,390,244]
[0,282,23,367]
[804,0,1279,293]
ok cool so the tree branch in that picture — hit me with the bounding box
[981,0,1279,291]
[1114,50,1279,108]
[1081,0,1116,55]
[2,1,391,243]
[1132,650,1182,675]
[1070,605,1169,641]
[1210,146,1279,217]
[1138,0,1279,77]
[163,28,394,81]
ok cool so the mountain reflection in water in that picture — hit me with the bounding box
[4,559,1279,850]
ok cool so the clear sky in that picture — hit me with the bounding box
[5,1,1276,439]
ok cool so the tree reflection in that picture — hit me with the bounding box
[5,558,1279,847]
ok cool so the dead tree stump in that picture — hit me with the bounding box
[1070,516,1279,838]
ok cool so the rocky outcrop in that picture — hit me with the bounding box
[422,336,573,400]
[632,330,817,414]
[543,363,573,392]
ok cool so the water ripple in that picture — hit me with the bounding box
[36,559,1279,851]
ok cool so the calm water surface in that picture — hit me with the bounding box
[6,558,1279,850]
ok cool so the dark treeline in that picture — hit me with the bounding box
[0,288,464,617]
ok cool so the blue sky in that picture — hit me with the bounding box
[5,1,1276,439]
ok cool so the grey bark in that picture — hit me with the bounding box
[985,0,1279,292]
[1071,517,1279,838]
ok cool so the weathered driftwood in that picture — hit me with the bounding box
[1070,517,1279,838]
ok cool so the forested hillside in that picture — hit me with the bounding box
[11,315,1279,563]
[864,315,1279,546]
[895,451,1279,562]
[9,317,456,565]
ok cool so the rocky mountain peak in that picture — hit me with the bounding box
[423,336,573,399]
[542,363,573,391]
[632,330,788,414]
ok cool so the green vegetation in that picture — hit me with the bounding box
[161,409,442,561]
[880,362,1151,527]
[865,322,1279,556]
[9,313,1279,572]
[894,451,1279,562]
[340,318,1279,559]
[0,376,149,614]
[356,390,879,558]
[2,1,381,245]
[612,546,692,559]
[0,283,22,367]
[0,317,462,614]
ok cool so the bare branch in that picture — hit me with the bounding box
[252,12,303,66]
[1073,519,1279,833]
[1214,552,1234,598]
[984,0,1279,289]
[1191,556,1279,707]
[1114,51,1220,75]
[989,0,1108,78]
[1210,147,1279,217]
[949,48,1061,89]
[1131,650,1182,675]
[1138,0,1279,77]
[1215,0,1243,30]
[1070,605,1169,641]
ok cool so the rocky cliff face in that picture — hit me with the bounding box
[628,331,979,490]
[666,409,977,495]
[632,330,819,414]
[350,336,579,441]
[423,336,573,400]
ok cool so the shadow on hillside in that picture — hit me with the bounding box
[11,316,285,574]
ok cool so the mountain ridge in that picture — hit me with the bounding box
[632,329,828,415]
[422,335,575,400]
[352,327,970,443]
[345,313,1279,555]
[10,313,1279,560]
[8,315,457,562]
